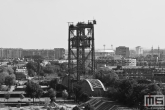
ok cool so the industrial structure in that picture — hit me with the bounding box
[68,20,96,82]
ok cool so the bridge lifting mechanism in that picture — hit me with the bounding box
[68,20,96,82]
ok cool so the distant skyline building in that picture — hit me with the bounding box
[0,48,55,60]
[54,48,65,60]
[115,46,130,58]
[135,46,143,55]
[0,48,22,59]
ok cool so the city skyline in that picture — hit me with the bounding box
[1,0,165,49]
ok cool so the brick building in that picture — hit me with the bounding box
[116,46,130,58]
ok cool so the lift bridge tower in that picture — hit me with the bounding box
[68,20,96,82]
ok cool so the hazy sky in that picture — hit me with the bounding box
[0,0,165,50]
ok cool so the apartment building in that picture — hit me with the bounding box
[115,46,130,58]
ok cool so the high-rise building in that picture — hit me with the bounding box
[0,48,4,58]
[136,46,143,55]
[115,46,130,58]
[0,48,22,59]
[54,48,65,60]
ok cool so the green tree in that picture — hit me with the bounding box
[43,64,54,74]
[6,67,14,75]
[28,69,36,77]
[49,78,59,90]
[36,88,43,101]
[26,61,38,72]
[48,88,56,102]
[0,72,9,84]
[25,81,43,104]
[95,68,119,87]
[0,66,14,75]
[4,92,10,102]
[33,55,44,62]
[12,66,17,74]
[5,75,16,87]
[136,79,152,84]
[62,89,68,103]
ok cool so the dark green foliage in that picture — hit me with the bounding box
[43,64,54,74]
[26,61,38,72]
[12,66,17,74]
[36,88,43,99]
[39,80,49,86]
[25,81,43,103]
[95,68,119,87]
[72,106,80,110]
[0,66,14,75]
[28,69,36,77]
[84,103,94,110]
[49,78,59,89]
[5,75,16,87]
[106,87,119,101]
[0,72,9,84]
[48,88,56,101]
[59,63,68,71]
[4,92,10,101]
[13,59,18,64]
[137,79,152,84]
[33,55,44,63]
[25,55,44,63]
[6,67,14,75]
[26,61,45,76]
[106,78,162,107]
[79,92,89,102]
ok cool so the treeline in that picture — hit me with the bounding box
[95,67,162,108]
[26,61,67,77]
[0,66,16,90]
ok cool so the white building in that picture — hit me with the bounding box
[125,58,136,66]
[136,46,143,55]
[95,49,115,59]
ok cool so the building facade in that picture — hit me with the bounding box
[54,48,65,60]
[115,46,130,58]
[0,48,56,60]
[0,48,22,59]
[136,46,143,55]
[124,58,136,66]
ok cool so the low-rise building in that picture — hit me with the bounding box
[95,49,115,59]
[124,58,136,66]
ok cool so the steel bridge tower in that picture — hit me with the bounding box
[68,20,96,83]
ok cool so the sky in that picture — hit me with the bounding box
[0,0,165,50]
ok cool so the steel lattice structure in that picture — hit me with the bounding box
[68,20,96,83]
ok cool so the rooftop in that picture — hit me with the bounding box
[96,49,114,53]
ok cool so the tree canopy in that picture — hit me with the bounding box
[48,88,56,102]
[0,72,9,84]
[5,75,16,87]
[49,78,59,90]
[95,67,119,87]
[25,81,43,103]
[106,78,162,107]
[26,61,38,72]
